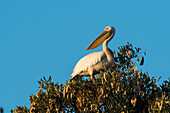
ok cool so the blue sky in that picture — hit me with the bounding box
[0,0,170,112]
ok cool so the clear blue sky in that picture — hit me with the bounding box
[0,0,170,112]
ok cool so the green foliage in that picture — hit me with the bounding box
[11,43,170,113]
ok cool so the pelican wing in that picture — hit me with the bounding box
[71,51,105,79]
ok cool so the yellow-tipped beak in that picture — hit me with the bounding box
[86,31,111,50]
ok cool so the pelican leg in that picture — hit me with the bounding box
[89,68,95,81]
[90,75,98,86]
[90,74,94,80]
[90,74,97,85]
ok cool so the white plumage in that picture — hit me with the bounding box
[71,51,106,79]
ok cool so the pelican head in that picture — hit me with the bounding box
[86,26,115,50]
[104,26,115,33]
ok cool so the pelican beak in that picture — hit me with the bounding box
[86,31,111,50]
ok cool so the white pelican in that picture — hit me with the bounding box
[70,26,115,81]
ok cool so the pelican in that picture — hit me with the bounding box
[70,26,115,81]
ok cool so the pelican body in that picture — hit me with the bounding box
[70,26,115,80]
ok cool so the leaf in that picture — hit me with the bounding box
[66,80,68,85]
[43,77,46,81]
[37,81,41,85]
[111,82,114,88]
[131,62,137,67]
[104,73,107,81]
[131,98,137,107]
[126,51,129,58]
[134,66,137,73]
[140,56,144,65]
[158,76,161,81]
[144,52,146,56]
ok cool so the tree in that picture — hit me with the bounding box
[11,43,170,113]
[0,107,3,113]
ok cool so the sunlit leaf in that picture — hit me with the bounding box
[140,56,144,65]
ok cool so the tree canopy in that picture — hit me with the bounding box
[11,43,170,113]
